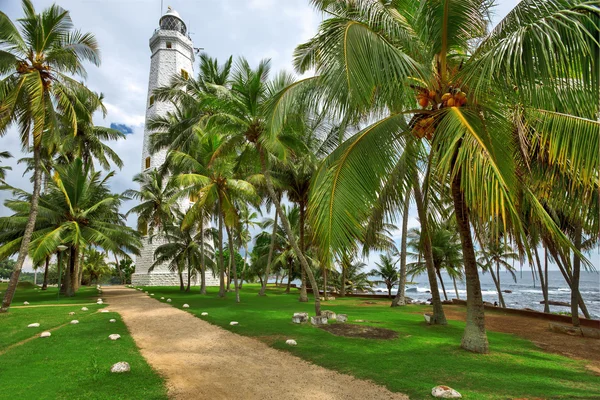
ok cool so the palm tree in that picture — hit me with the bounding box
[0,151,11,182]
[151,213,204,292]
[0,0,100,312]
[392,192,411,306]
[477,239,518,308]
[370,254,399,298]
[237,203,259,289]
[59,90,125,170]
[335,256,371,295]
[125,169,178,236]
[0,158,140,296]
[293,0,599,352]
[204,58,324,314]
[82,248,111,285]
[167,130,259,299]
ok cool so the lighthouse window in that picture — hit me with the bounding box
[181,69,189,80]
[149,95,155,107]
[166,42,172,49]
[145,157,151,169]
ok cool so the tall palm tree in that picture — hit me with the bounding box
[477,239,518,308]
[292,0,599,352]
[0,0,100,312]
[370,254,399,298]
[237,203,259,289]
[0,158,140,296]
[58,90,125,170]
[204,58,324,314]
[167,130,259,298]
[336,256,370,295]
[392,192,411,306]
[82,248,111,285]
[125,169,178,236]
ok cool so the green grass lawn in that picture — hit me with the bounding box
[0,284,167,400]
[143,284,599,400]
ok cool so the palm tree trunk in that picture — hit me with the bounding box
[453,276,460,299]
[323,267,327,300]
[218,199,226,297]
[67,246,78,297]
[259,203,278,296]
[299,202,308,302]
[551,246,590,318]
[200,213,207,295]
[179,271,184,291]
[571,225,582,327]
[544,246,550,313]
[186,263,191,292]
[436,268,448,301]
[285,260,292,294]
[259,147,321,315]
[340,263,346,297]
[226,245,232,292]
[451,173,489,354]
[226,225,240,303]
[533,245,549,313]
[412,175,446,325]
[42,256,50,290]
[239,243,248,289]
[392,195,410,307]
[489,264,506,308]
[1,147,43,312]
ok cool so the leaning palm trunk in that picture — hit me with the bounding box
[452,276,460,299]
[179,271,184,291]
[259,148,321,315]
[413,175,446,324]
[488,264,506,308]
[436,269,448,301]
[298,203,308,302]
[551,247,590,318]
[452,173,489,354]
[239,244,248,289]
[186,263,192,292]
[571,225,582,327]
[42,256,50,290]
[259,200,278,296]
[1,148,43,312]
[392,196,410,307]
[533,246,549,313]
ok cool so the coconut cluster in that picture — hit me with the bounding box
[413,87,468,140]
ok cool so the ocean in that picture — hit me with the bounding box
[370,270,600,319]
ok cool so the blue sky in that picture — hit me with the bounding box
[1,0,597,273]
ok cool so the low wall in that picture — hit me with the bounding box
[450,299,600,329]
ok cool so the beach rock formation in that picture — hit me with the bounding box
[432,385,462,398]
[110,362,130,373]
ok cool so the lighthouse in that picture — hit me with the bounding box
[132,8,218,287]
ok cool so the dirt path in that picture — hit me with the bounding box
[103,286,407,400]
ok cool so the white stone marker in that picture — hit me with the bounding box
[431,386,462,398]
[183,304,189,308]
[110,362,130,373]
[101,309,109,313]
[160,297,165,300]
[40,332,51,338]
[69,312,75,315]
[71,320,79,324]
[166,299,172,303]
[81,307,88,311]
[109,334,121,341]
[28,323,40,328]
[201,312,208,316]
[23,301,29,305]
[286,339,297,346]
[230,321,239,326]
[109,319,116,323]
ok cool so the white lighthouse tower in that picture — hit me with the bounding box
[132,7,217,286]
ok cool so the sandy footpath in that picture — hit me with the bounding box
[103,286,408,400]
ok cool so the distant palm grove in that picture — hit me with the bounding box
[0,0,598,356]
